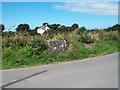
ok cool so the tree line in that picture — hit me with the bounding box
[0,23,119,36]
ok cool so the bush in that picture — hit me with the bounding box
[52,33,65,40]
[91,40,118,55]
[76,26,87,35]
[66,41,81,59]
[79,33,95,44]
[99,31,118,41]
[2,33,31,49]
[56,53,69,61]
[30,38,48,55]
[65,31,79,43]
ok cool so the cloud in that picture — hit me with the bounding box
[54,1,118,16]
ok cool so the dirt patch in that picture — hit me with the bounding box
[84,43,93,49]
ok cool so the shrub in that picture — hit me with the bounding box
[52,33,65,40]
[66,41,81,59]
[2,33,31,49]
[65,31,79,43]
[76,26,87,35]
[108,31,118,41]
[79,33,95,44]
[91,40,118,55]
[30,38,48,55]
[98,31,118,41]
[56,53,69,61]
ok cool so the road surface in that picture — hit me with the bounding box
[1,53,118,88]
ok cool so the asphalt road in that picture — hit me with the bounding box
[1,53,118,88]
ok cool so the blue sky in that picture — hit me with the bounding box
[2,1,119,31]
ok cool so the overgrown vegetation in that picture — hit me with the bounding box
[1,23,119,69]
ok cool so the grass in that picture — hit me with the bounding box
[2,30,118,69]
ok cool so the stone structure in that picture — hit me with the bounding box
[47,40,67,53]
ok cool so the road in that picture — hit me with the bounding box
[1,53,118,88]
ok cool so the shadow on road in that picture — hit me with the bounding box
[1,70,48,88]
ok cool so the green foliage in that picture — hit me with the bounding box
[16,24,30,32]
[76,26,87,35]
[52,33,65,40]
[2,47,53,69]
[91,40,118,55]
[79,33,95,44]
[2,33,31,49]
[56,53,69,61]
[28,30,37,36]
[56,26,69,33]
[30,38,48,55]
[64,31,79,43]
[2,31,15,37]
[71,23,79,31]
[2,24,119,69]
[43,22,49,26]
[99,31,118,41]
[0,24,5,31]
[105,24,120,31]
[43,29,57,39]
[48,24,60,30]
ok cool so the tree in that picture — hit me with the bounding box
[76,26,87,35]
[104,24,120,31]
[42,22,49,26]
[16,24,30,32]
[71,23,79,31]
[48,24,60,30]
[57,25,70,32]
[0,24,5,32]
[34,27,39,31]
[80,26,87,32]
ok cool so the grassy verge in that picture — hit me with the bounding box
[2,30,118,69]
[2,39,118,69]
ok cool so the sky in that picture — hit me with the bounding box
[1,0,119,31]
